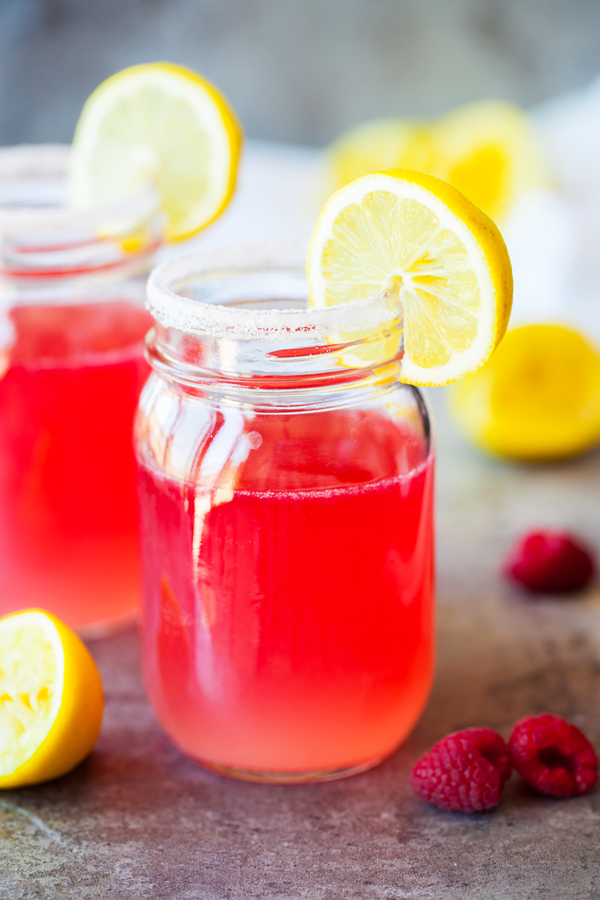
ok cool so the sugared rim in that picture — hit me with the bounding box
[0,144,160,238]
[146,243,401,342]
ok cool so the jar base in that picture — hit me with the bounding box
[196,755,387,784]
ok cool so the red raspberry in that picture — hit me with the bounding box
[411,728,512,813]
[509,714,598,797]
[504,530,595,594]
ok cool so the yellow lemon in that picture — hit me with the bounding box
[0,609,103,788]
[326,101,550,224]
[429,100,552,223]
[326,118,432,190]
[69,62,243,241]
[307,169,512,386]
[448,324,600,460]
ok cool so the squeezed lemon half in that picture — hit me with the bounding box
[0,609,103,788]
[69,62,243,241]
[307,169,513,386]
[449,324,600,460]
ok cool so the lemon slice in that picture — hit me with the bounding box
[449,324,600,460]
[0,609,103,788]
[429,100,551,223]
[307,169,513,386]
[69,62,242,242]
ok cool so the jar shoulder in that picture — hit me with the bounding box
[135,376,432,492]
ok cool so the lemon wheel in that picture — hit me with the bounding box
[69,63,242,242]
[307,169,513,386]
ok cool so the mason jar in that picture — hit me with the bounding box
[0,144,162,635]
[136,245,435,782]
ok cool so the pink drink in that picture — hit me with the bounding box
[0,300,151,632]
[138,409,434,778]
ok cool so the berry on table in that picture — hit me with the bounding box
[504,530,595,594]
[411,728,512,813]
[465,727,514,785]
[509,713,598,798]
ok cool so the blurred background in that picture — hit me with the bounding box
[2,0,600,146]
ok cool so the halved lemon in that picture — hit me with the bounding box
[449,324,600,460]
[307,169,513,386]
[69,62,242,242]
[326,118,432,191]
[429,100,552,223]
[0,609,103,788]
[325,101,551,225]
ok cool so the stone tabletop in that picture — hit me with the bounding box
[2,391,600,900]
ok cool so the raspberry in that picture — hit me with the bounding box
[509,714,598,797]
[504,530,595,594]
[411,728,511,813]
[464,727,514,785]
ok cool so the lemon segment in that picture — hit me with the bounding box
[307,170,513,386]
[69,63,242,242]
[449,324,600,460]
[0,609,103,788]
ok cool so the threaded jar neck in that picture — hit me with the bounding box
[145,244,405,410]
[0,144,162,304]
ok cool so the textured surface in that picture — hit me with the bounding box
[2,393,600,899]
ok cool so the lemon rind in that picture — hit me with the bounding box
[307,170,512,386]
[449,323,600,460]
[0,609,103,789]
[0,610,64,778]
[69,62,242,242]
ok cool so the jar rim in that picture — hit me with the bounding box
[147,243,401,342]
[0,144,160,239]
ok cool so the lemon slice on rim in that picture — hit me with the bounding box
[307,169,513,386]
[69,62,242,242]
[0,609,103,788]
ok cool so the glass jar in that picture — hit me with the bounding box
[0,144,162,635]
[136,245,435,782]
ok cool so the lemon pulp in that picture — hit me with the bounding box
[0,612,63,777]
[69,62,242,241]
[308,169,513,386]
[0,609,103,788]
[449,324,600,460]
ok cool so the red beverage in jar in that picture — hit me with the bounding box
[138,408,434,778]
[137,248,435,781]
[0,300,151,632]
[0,143,160,633]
